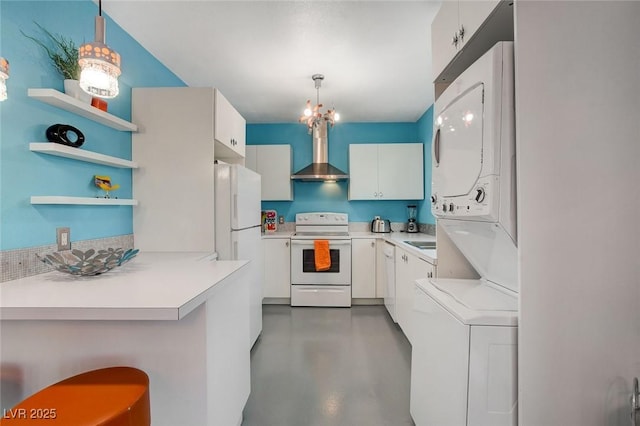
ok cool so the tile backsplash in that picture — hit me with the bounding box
[0,234,134,282]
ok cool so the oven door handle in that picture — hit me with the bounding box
[290,240,352,246]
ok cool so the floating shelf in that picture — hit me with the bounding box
[27,88,138,132]
[30,143,138,169]
[31,196,138,206]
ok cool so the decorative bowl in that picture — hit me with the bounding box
[37,248,139,276]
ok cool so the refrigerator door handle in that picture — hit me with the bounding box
[233,194,238,222]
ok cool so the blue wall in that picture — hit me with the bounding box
[0,1,185,250]
[416,106,435,224]
[247,113,435,224]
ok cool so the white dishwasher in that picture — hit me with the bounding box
[383,242,397,322]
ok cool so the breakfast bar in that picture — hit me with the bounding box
[0,252,251,426]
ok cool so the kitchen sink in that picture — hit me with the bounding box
[404,240,437,250]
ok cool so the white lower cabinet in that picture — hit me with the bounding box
[351,238,377,298]
[395,247,435,344]
[262,238,291,298]
[376,240,387,298]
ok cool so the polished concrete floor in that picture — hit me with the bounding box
[242,305,414,426]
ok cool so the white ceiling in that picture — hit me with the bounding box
[103,1,442,124]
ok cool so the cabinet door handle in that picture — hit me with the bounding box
[374,192,378,198]
[285,241,289,247]
[371,241,375,248]
[459,25,465,42]
[452,32,459,48]
[379,192,383,198]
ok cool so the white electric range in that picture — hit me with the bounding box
[290,212,352,307]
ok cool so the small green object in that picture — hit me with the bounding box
[21,22,80,80]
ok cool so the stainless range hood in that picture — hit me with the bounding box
[291,121,349,182]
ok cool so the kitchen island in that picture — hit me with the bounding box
[0,252,251,426]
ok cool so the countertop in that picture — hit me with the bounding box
[261,231,294,239]
[261,230,437,264]
[0,252,248,321]
[383,232,437,264]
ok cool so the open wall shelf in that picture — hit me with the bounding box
[28,88,138,132]
[30,196,138,206]
[30,143,138,168]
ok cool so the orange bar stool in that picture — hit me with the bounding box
[0,366,150,425]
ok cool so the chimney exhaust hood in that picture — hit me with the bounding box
[291,121,348,182]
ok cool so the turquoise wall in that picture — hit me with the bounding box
[0,0,185,250]
[247,112,435,224]
[416,106,435,224]
[0,0,436,250]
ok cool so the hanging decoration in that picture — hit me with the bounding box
[79,0,121,99]
[299,74,340,133]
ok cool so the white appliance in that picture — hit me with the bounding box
[383,242,397,322]
[412,278,517,426]
[410,42,518,426]
[290,212,352,307]
[215,162,263,347]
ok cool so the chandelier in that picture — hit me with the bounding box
[299,74,340,133]
[78,0,121,99]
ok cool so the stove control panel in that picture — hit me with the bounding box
[296,212,348,225]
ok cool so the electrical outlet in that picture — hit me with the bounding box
[56,227,71,251]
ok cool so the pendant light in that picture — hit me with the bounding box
[0,57,9,101]
[78,0,120,99]
[299,74,339,133]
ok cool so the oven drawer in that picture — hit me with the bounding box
[291,285,351,307]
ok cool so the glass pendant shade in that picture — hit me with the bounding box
[79,16,120,99]
[0,57,9,102]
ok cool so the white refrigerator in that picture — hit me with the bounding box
[215,163,263,347]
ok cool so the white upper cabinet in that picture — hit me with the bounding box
[214,89,246,159]
[431,0,513,84]
[245,145,293,201]
[349,143,423,201]
[245,145,258,171]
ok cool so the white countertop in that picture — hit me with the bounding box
[0,252,248,321]
[261,231,294,239]
[260,229,438,263]
[383,232,437,264]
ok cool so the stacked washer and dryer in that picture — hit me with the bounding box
[410,42,518,426]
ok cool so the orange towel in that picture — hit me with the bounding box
[314,240,331,271]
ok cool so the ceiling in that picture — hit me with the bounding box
[102,1,442,124]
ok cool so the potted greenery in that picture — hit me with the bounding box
[22,22,91,103]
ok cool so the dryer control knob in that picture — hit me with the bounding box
[475,188,486,203]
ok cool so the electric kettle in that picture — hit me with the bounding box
[371,216,391,233]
